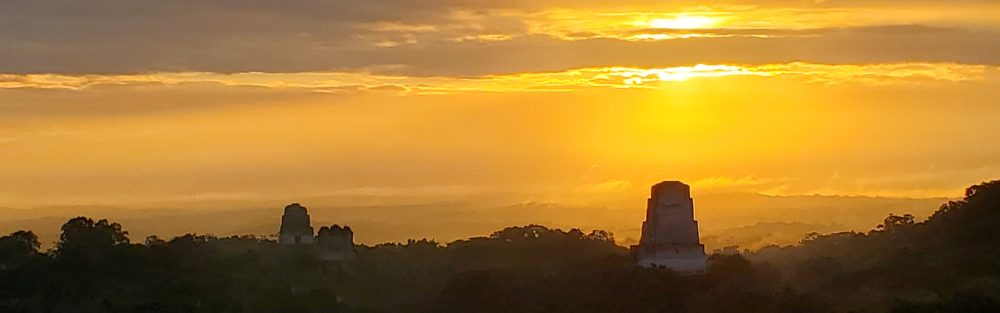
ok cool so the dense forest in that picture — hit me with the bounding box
[2,181,999,313]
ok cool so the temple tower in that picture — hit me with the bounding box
[317,225,356,261]
[630,181,706,272]
[279,203,315,245]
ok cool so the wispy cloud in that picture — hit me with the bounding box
[1,62,989,93]
[578,179,634,193]
[692,175,771,189]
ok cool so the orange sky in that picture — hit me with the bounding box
[2,0,999,227]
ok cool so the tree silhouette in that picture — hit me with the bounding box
[57,216,130,253]
[876,213,915,232]
[0,230,40,270]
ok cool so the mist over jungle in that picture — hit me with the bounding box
[0,192,947,251]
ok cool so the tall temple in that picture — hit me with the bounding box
[279,203,315,245]
[630,181,707,272]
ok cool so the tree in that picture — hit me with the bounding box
[144,235,166,246]
[877,214,915,233]
[55,217,130,259]
[584,230,615,243]
[0,230,40,270]
[489,225,552,241]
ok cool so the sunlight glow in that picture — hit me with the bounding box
[648,16,721,29]
[617,64,761,83]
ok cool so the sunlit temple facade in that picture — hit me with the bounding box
[630,181,707,272]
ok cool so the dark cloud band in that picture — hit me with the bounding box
[2,1,998,76]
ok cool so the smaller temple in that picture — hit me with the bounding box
[279,203,315,245]
[317,225,356,261]
[630,181,707,272]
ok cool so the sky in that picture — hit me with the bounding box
[2,0,1000,238]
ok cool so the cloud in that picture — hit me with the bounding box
[579,180,634,193]
[1,62,989,95]
[2,1,999,75]
[690,176,782,192]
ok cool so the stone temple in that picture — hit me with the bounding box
[278,203,357,261]
[630,181,707,272]
[317,225,356,261]
[279,203,315,245]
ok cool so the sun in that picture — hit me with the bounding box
[649,15,720,29]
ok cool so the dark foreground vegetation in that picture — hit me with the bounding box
[2,181,1000,313]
